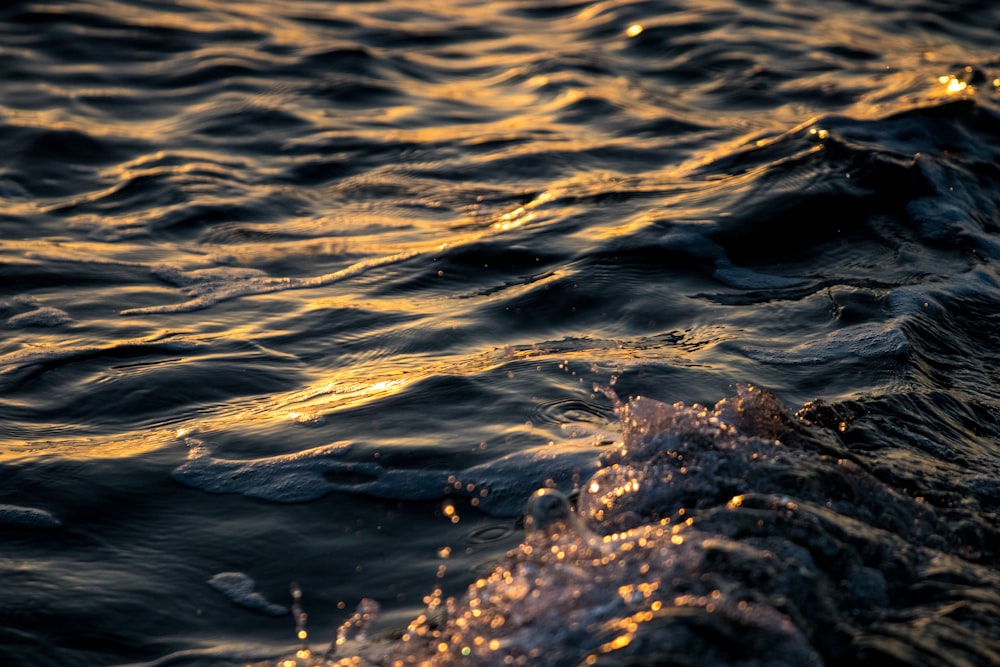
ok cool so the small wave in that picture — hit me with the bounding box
[0,335,206,391]
[741,320,911,365]
[173,437,599,518]
[5,306,71,328]
[121,252,418,315]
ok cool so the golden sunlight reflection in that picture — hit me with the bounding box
[0,429,178,463]
[938,74,970,95]
[280,377,410,421]
[492,190,553,232]
[936,66,991,96]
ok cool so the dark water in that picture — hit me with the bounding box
[3,0,1000,665]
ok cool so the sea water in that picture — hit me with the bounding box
[2,1,1000,665]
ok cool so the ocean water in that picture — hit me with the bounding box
[2,0,1000,665]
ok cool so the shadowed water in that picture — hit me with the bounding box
[2,0,1000,665]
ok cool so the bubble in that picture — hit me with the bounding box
[524,488,573,536]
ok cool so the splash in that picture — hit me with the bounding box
[268,386,1000,667]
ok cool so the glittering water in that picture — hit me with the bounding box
[3,1,1000,665]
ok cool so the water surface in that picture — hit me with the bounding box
[2,0,1000,665]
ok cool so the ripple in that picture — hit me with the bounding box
[530,398,614,427]
[467,523,516,544]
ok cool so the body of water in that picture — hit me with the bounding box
[2,0,1000,665]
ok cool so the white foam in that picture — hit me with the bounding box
[173,439,359,503]
[7,306,72,328]
[0,504,61,528]
[207,572,287,616]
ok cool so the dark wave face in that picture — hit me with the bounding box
[2,0,1000,665]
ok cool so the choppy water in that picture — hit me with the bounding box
[3,0,1000,665]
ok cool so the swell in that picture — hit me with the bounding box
[6,98,1000,440]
